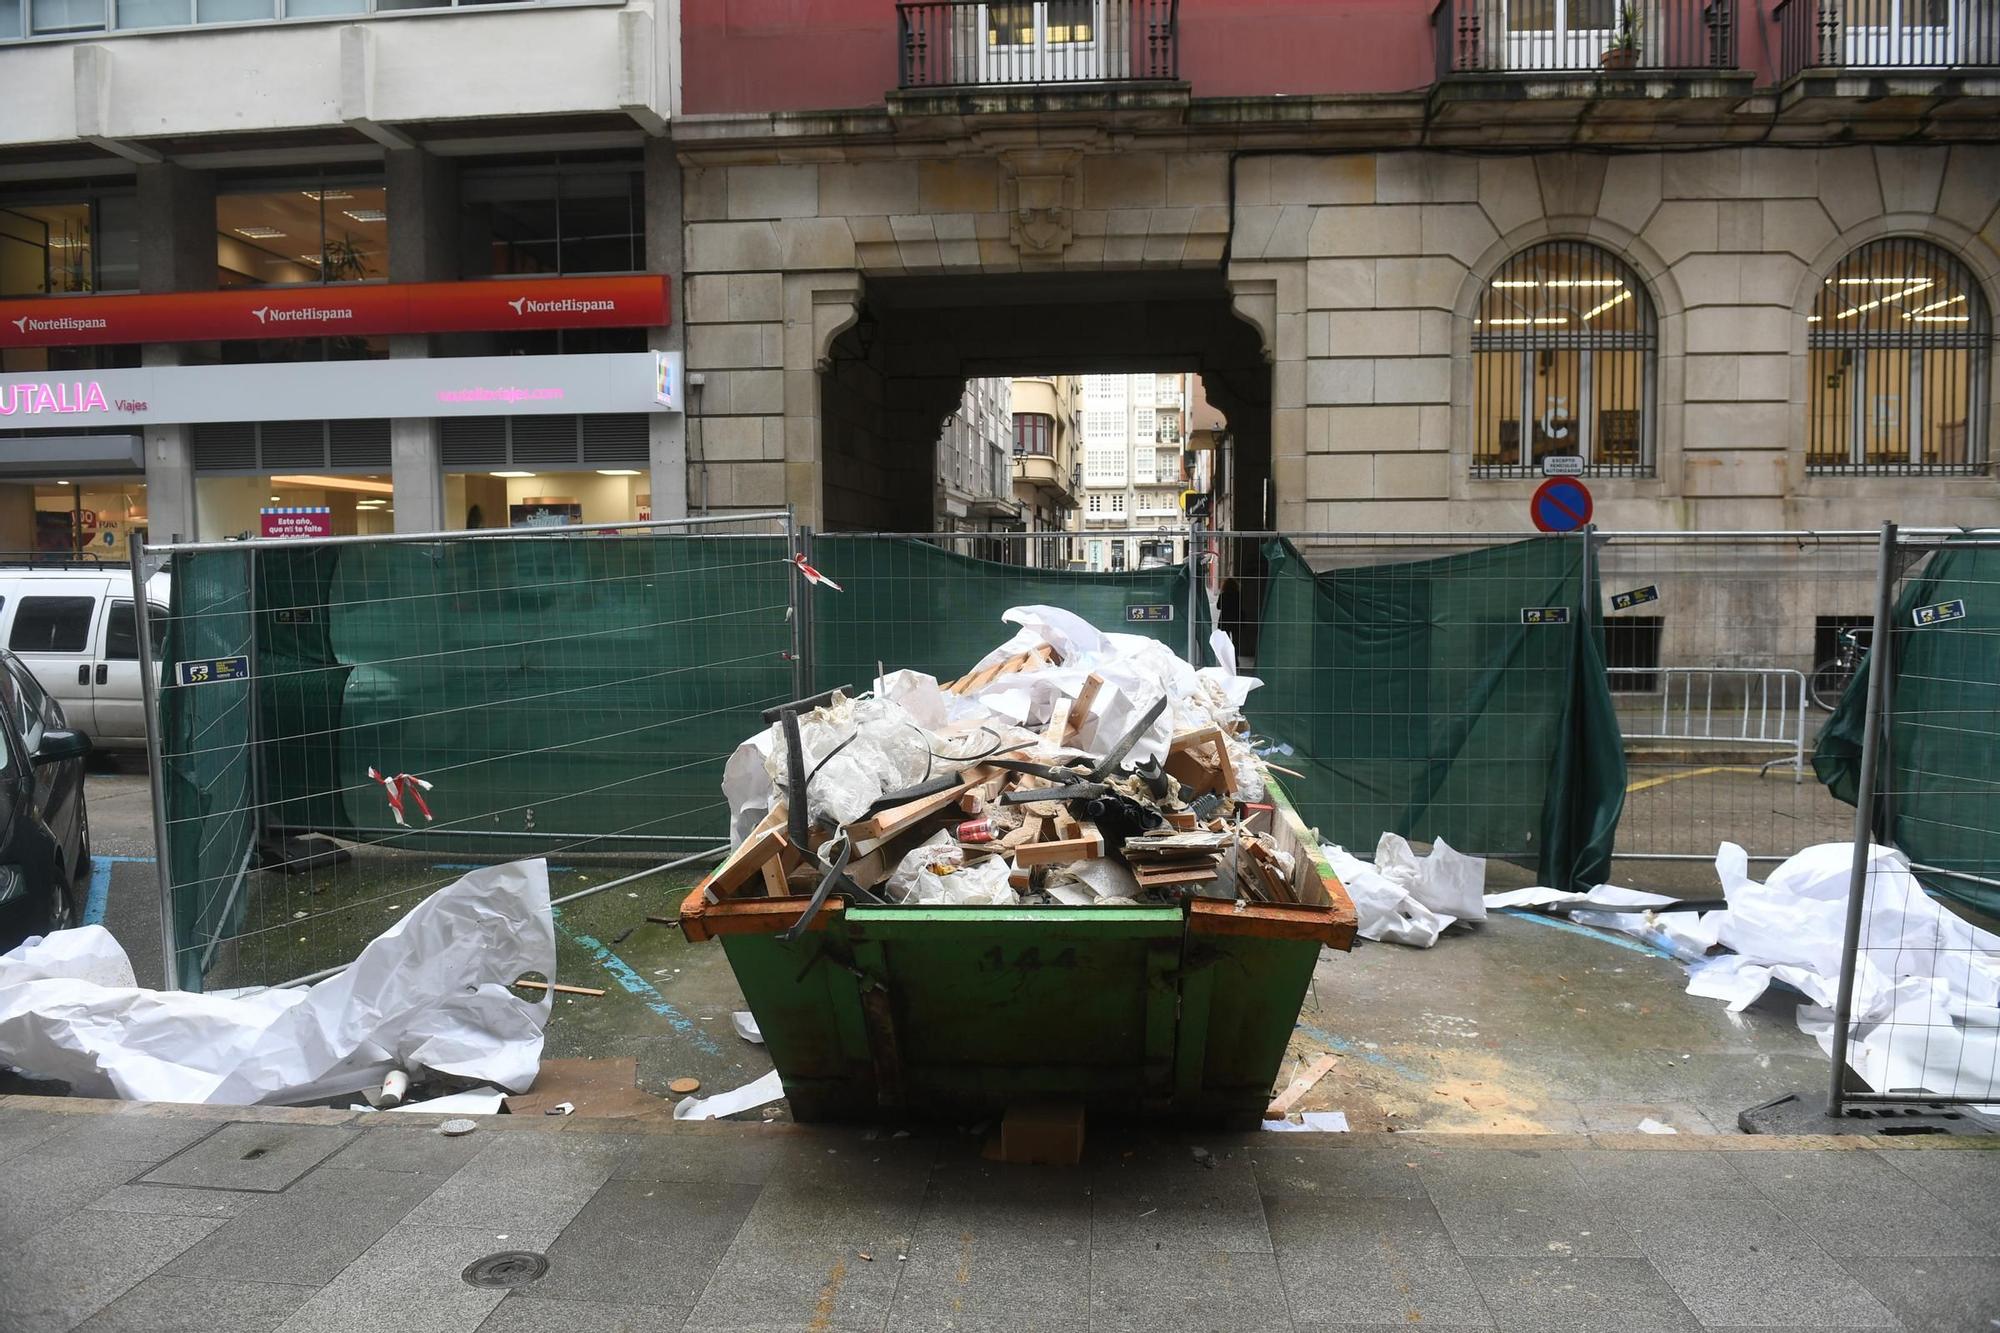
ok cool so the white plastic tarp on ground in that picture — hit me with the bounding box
[0,860,555,1104]
[1487,842,2000,1099]
[1324,834,1486,948]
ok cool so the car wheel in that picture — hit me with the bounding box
[47,860,75,935]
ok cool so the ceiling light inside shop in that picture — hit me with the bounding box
[301,190,353,202]
[491,471,537,479]
[595,469,642,477]
[235,226,286,240]
[342,209,387,224]
[270,474,394,495]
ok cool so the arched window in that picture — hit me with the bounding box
[1808,238,1990,474]
[1472,240,1657,478]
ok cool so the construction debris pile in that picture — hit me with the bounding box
[706,606,1318,920]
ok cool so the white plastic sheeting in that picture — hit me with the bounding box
[1488,842,2000,1099]
[0,860,555,1105]
[1323,834,1487,948]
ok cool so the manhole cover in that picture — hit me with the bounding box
[462,1251,549,1289]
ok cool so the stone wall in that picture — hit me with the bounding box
[680,143,2000,532]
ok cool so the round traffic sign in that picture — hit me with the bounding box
[1530,477,1593,533]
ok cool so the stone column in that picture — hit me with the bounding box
[135,164,214,544]
[385,149,454,533]
[645,140,688,522]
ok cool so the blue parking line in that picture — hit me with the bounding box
[84,855,155,927]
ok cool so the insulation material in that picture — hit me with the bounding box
[1324,834,1487,948]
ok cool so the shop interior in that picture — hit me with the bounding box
[445,471,651,530]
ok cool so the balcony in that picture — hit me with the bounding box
[1777,0,2000,80]
[1433,0,1737,77]
[897,0,1178,89]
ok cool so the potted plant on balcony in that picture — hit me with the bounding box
[1601,2,1642,70]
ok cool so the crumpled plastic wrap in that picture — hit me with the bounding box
[884,831,1015,905]
[763,694,936,828]
[0,860,555,1105]
[1324,833,1487,948]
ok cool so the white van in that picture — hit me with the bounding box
[0,566,170,752]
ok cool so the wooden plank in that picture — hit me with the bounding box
[1013,826,1104,866]
[1132,864,1220,888]
[1265,1053,1338,1119]
[758,856,789,898]
[695,823,789,902]
[512,979,608,997]
[1065,673,1104,744]
[1042,698,1072,747]
[843,771,983,841]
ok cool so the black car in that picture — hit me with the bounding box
[0,648,92,952]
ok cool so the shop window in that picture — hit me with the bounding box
[0,194,138,296]
[219,335,389,365]
[0,343,141,375]
[1807,237,1989,474]
[216,177,387,287]
[1604,615,1664,692]
[1472,239,1657,478]
[10,596,94,653]
[460,163,642,278]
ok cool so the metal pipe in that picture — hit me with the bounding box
[145,510,794,556]
[130,536,180,990]
[1827,520,1899,1119]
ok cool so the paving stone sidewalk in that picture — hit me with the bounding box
[1,1097,1995,1332]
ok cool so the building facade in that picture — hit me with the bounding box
[1075,372,1197,571]
[0,1,686,549]
[1009,373,1082,550]
[932,374,1014,532]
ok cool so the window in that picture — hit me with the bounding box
[462,163,643,277]
[216,176,387,287]
[1013,412,1054,456]
[10,596,94,653]
[1473,240,1657,478]
[1134,407,1156,440]
[105,601,166,662]
[1807,238,1989,474]
[1083,409,1123,439]
[1157,448,1181,482]
[1109,492,1126,515]
[1084,447,1124,485]
[1135,447,1157,484]
[0,194,138,296]
[1087,493,1104,514]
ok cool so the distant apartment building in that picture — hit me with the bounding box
[932,376,1015,534]
[1074,373,1196,571]
[1009,374,1082,561]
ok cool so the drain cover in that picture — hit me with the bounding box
[462,1251,549,1289]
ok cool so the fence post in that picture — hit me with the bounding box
[1826,519,1898,1117]
[796,524,817,695]
[785,510,805,701]
[129,535,179,990]
[1186,519,1202,665]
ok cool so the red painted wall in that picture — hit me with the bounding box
[681,0,1781,115]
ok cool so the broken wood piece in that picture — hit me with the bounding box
[1042,699,1072,747]
[1055,811,1082,841]
[511,980,608,997]
[1265,1053,1338,1119]
[1065,673,1104,744]
[697,822,792,902]
[758,856,789,898]
[1165,725,1232,798]
[844,770,985,841]
[1013,824,1105,866]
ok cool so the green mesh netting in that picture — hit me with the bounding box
[806,537,1200,693]
[158,548,257,990]
[1813,539,2000,919]
[1249,536,1626,892]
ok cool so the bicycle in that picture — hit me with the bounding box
[1808,626,1872,712]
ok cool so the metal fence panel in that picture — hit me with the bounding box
[143,512,794,992]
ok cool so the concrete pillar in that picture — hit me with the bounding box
[385,150,454,533]
[644,139,688,521]
[136,165,215,544]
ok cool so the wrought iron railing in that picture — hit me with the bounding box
[898,0,1179,89]
[1777,0,1999,80]
[1432,0,1737,76]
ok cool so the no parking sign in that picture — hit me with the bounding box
[1530,477,1593,533]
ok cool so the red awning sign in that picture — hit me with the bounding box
[0,275,671,349]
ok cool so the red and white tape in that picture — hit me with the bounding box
[368,768,435,826]
[792,553,843,591]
